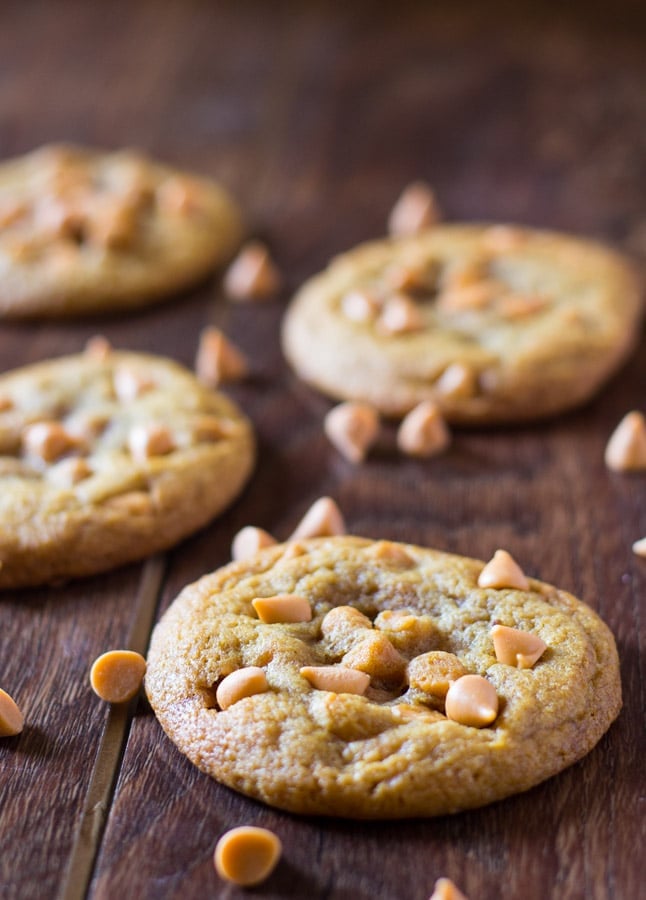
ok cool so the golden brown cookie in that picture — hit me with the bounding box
[145,536,621,818]
[0,347,255,587]
[282,225,642,423]
[0,144,243,317]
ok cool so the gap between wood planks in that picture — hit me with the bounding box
[58,555,167,900]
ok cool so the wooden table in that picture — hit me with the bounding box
[1,2,644,898]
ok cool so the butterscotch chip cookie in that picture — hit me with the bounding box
[0,348,254,587]
[146,536,621,818]
[0,144,243,318]
[281,225,642,423]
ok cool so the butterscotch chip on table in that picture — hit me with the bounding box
[281,225,642,424]
[604,411,646,472]
[0,687,24,737]
[145,536,621,818]
[214,825,282,886]
[0,349,254,588]
[0,144,243,318]
[223,240,282,301]
[90,650,147,704]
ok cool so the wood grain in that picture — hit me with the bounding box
[0,2,644,899]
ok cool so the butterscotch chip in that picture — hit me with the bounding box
[407,651,468,698]
[491,624,547,668]
[324,401,380,463]
[214,826,281,886]
[0,395,14,412]
[365,540,415,567]
[232,526,277,561]
[384,261,435,293]
[223,240,282,301]
[341,289,380,323]
[0,144,243,319]
[388,181,441,237]
[113,366,155,402]
[434,362,477,399]
[377,293,425,335]
[397,401,450,458]
[342,633,407,686]
[84,335,112,361]
[146,535,621,818]
[289,496,346,540]
[478,549,529,591]
[282,225,642,423]
[632,537,646,558]
[445,675,498,728]
[300,665,371,695]
[373,609,438,657]
[429,877,469,900]
[0,349,255,588]
[0,687,24,737]
[252,594,312,624]
[195,326,249,387]
[604,411,646,471]
[216,667,269,710]
[90,650,146,704]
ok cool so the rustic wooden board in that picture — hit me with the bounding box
[0,2,644,899]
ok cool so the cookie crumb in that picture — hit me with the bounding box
[195,326,249,387]
[90,650,146,704]
[445,674,498,728]
[429,877,469,900]
[324,401,380,463]
[223,240,282,301]
[478,549,529,591]
[0,687,24,737]
[388,181,441,237]
[289,496,346,540]
[397,401,450,458]
[232,526,277,561]
[604,411,646,472]
[214,825,282,886]
[491,624,546,669]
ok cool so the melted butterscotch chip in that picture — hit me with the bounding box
[342,632,407,687]
[407,651,468,698]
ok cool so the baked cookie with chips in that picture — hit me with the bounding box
[282,225,642,423]
[0,344,255,587]
[146,536,621,818]
[0,144,243,317]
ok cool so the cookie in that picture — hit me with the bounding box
[0,347,255,587]
[145,536,621,818]
[0,144,243,318]
[282,225,642,423]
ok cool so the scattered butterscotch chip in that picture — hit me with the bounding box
[216,667,269,710]
[397,400,450,458]
[289,496,346,540]
[300,665,371,695]
[341,289,380,323]
[84,334,112,361]
[231,526,277,561]
[388,181,441,237]
[491,624,547,669]
[223,240,282,301]
[47,457,92,488]
[342,633,407,686]
[113,366,155,402]
[365,540,415,567]
[429,876,469,900]
[445,674,498,728]
[214,825,282,887]
[407,651,468,698]
[324,401,380,463]
[195,326,249,387]
[604,411,646,471]
[90,650,147,704]
[22,421,78,463]
[377,293,425,335]
[631,537,646,558]
[128,422,175,461]
[252,593,312,624]
[0,687,24,737]
[478,549,529,591]
[434,362,477,400]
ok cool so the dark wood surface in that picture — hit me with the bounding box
[1,2,645,898]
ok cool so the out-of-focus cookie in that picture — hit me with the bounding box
[0,346,254,587]
[282,225,642,423]
[0,144,243,317]
[146,536,621,818]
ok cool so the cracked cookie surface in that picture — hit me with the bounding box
[0,144,243,317]
[0,349,255,587]
[146,536,621,818]
[282,225,642,423]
